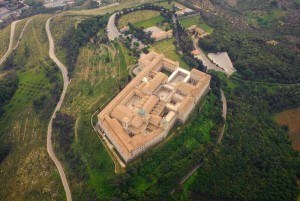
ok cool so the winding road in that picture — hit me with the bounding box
[46,16,72,201]
[107,13,121,41]
[0,18,34,66]
[0,20,20,66]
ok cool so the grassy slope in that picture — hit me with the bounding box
[0,16,64,200]
[246,9,285,28]
[52,38,131,199]
[118,41,137,67]
[179,15,214,34]
[149,38,190,70]
[153,1,175,9]
[134,15,164,29]
[118,10,161,28]
[50,15,87,65]
[0,24,11,59]
[12,19,27,48]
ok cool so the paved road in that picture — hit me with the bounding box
[0,20,20,66]
[217,89,227,144]
[46,16,72,201]
[107,13,121,41]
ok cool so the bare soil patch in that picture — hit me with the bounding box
[228,0,237,6]
[275,107,300,151]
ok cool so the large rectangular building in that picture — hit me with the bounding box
[97,52,211,163]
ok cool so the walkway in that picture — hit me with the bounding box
[46,16,72,201]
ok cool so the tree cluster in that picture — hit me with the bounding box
[0,71,19,117]
[53,112,75,154]
[175,19,206,72]
[58,15,109,76]
[188,80,300,201]
[198,15,300,84]
[126,23,154,45]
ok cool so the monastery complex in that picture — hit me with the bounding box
[97,52,211,163]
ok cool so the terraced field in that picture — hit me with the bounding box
[149,38,190,70]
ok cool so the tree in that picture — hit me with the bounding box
[133,41,140,47]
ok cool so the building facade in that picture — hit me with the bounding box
[144,26,173,42]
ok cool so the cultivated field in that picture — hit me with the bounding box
[275,108,300,151]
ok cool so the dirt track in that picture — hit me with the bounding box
[46,16,72,201]
[217,89,227,144]
[12,18,33,51]
[0,20,20,66]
